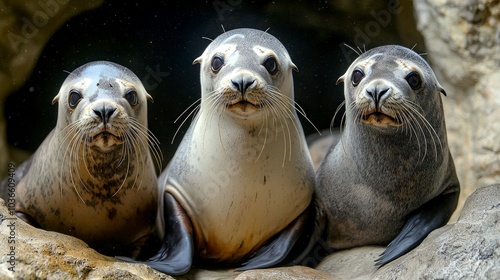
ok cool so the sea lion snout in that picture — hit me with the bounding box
[230,75,256,96]
[361,80,393,107]
[365,86,390,108]
[92,103,117,125]
[224,71,263,108]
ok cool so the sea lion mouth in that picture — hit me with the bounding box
[86,130,125,147]
[96,131,122,139]
[226,99,262,109]
[230,100,259,106]
[361,112,402,126]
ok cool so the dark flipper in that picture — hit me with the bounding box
[375,190,460,266]
[16,212,42,228]
[294,199,332,268]
[116,193,193,275]
[237,203,314,271]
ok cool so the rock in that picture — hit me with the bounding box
[176,268,241,280]
[0,199,172,279]
[315,184,500,279]
[413,0,500,220]
[0,0,104,178]
[2,185,498,279]
[235,266,334,280]
[316,246,384,279]
[472,73,500,188]
[373,184,500,279]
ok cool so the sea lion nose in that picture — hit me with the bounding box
[93,105,117,124]
[366,86,390,108]
[231,76,256,96]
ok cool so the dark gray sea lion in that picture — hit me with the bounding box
[3,61,161,257]
[120,28,317,275]
[314,45,460,266]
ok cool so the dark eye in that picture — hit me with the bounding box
[68,89,82,109]
[263,57,278,75]
[211,55,224,73]
[125,90,138,106]
[351,69,365,87]
[405,71,422,90]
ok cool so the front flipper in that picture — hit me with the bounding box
[15,212,42,228]
[238,204,314,271]
[375,189,460,266]
[116,193,193,275]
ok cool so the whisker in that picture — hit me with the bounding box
[217,102,228,155]
[172,98,202,144]
[268,85,320,135]
[130,118,163,170]
[266,92,297,165]
[343,43,361,56]
[255,103,270,162]
[112,133,132,197]
[203,90,225,149]
[331,100,346,134]
[404,101,442,161]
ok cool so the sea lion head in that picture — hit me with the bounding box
[193,28,298,120]
[336,45,446,129]
[52,61,153,152]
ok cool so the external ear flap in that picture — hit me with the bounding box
[146,93,154,103]
[439,86,447,96]
[192,56,202,65]
[336,75,345,85]
[51,94,60,105]
[435,80,446,96]
[291,62,299,72]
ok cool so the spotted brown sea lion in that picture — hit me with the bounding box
[314,45,460,266]
[3,61,161,257]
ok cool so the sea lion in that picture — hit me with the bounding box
[4,61,161,257]
[314,45,460,266]
[119,28,317,275]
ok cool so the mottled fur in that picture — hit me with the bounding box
[12,61,160,257]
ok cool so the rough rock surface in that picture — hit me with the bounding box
[315,247,383,279]
[0,0,104,178]
[235,266,334,280]
[182,181,499,280]
[371,184,500,279]
[250,185,500,279]
[0,199,172,279]
[413,0,500,220]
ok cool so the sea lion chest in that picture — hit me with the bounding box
[165,117,314,262]
[16,130,157,250]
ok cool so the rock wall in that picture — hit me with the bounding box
[0,0,103,178]
[413,0,500,219]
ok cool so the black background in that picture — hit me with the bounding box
[5,0,413,168]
